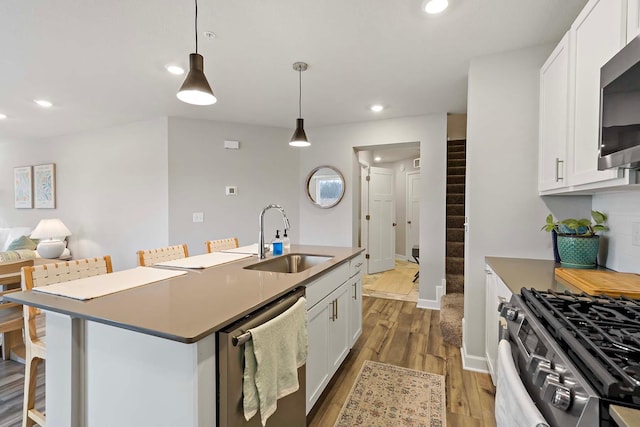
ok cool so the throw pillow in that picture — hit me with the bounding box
[7,235,38,251]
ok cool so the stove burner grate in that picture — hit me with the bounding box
[521,288,640,405]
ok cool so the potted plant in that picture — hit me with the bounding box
[541,210,608,269]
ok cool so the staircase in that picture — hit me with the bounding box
[440,140,466,348]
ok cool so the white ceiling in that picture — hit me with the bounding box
[0,0,588,141]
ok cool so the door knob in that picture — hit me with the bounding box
[392,223,397,226]
[407,221,412,224]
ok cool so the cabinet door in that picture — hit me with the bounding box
[328,282,351,376]
[629,0,640,42]
[539,33,570,192]
[306,299,330,414]
[569,0,626,186]
[484,267,498,384]
[349,276,363,347]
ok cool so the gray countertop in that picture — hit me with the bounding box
[7,245,363,343]
[485,256,585,294]
[485,257,640,426]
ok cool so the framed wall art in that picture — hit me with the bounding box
[33,163,56,209]
[14,166,33,208]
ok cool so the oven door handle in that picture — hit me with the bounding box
[498,316,509,341]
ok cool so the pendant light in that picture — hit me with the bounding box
[177,0,217,106]
[290,62,310,147]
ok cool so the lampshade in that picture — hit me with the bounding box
[177,53,217,106]
[30,218,72,239]
[290,118,310,147]
[30,218,71,259]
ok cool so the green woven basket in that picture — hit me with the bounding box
[556,235,599,269]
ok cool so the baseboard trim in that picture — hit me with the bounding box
[417,298,440,310]
[416,283,445,310]
[395,254,408,261]
[461,319,489,373]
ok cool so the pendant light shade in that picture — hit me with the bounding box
[177,53,217,105]
[177,0,217,106]
[290,62,311,147]
[290,118,310,147]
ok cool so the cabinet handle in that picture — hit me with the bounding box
[353,283,357,300]
[330,300,336,321]
[354,262,363,268]
[555,158,564,182]
[335,299,339,320]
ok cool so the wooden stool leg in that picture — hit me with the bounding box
[2,329,22,360]
[22,355,41,427]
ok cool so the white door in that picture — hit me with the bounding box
[406,171,420,262]
[367,166,395,274]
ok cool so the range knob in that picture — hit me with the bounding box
[551,387,572,411]
[504,307,519,321]
[543,378,572,411]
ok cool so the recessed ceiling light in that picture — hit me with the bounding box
[166,64,185,75]
[424,0,449,14]
[0,113,7,120]
[34,99,53,108]
[370,104,384,112]
[374,156,382,162]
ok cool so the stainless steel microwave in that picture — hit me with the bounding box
[599,35,640,170]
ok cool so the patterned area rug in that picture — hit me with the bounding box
[334,360,446,427]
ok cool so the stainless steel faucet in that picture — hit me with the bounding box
[258,204,291,259]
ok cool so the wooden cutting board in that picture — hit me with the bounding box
[555,268,640,298]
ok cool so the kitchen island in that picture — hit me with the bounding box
[7,244,364,427]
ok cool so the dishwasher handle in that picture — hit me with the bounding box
[230,287,305,347]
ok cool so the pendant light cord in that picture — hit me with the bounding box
[298,69,302,118]
[194,0,199,54]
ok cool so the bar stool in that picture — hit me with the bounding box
[205,237,239,253]
[21,256,113,427]
[412,245,420,283]
[137,244,189,266]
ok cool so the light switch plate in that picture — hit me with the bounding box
[193,212,204,223]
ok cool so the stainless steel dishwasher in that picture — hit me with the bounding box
[217,287,306,426]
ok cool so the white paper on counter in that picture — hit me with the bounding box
[33,267,187,301]
[153,251,252,269]
[220,243,260,255]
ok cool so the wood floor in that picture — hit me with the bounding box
[308,297,496,427]
[0,357,44,427]
[362,260,420,302]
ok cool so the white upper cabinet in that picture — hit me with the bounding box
[568,0,626,186]
[539,33,570,192]
[629,0,640,42]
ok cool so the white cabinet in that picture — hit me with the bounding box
[306,280,351,413]
[629,0,640,42]
[305,253,364,414]
[348,253,364,347]
[484,265,512,385]
[349,276,363,346]
[328,282,351,375]
[306,292,331,412]
[568,0,626,187]
[539,33,570,192]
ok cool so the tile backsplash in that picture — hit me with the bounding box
[593,192,640,273]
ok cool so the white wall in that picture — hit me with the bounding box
[464,45,592,364]
[300,115,447,301]
[0,118,169,270]
[593,192,640,273]
[167,117,299,255]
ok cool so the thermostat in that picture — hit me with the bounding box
[225,186,238,196]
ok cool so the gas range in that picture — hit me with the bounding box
[500,288,640,427]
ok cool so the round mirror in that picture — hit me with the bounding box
[306,165,345,209]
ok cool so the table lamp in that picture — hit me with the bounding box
[30,218,72,259]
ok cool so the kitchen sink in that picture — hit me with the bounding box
[244,254,333,273]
